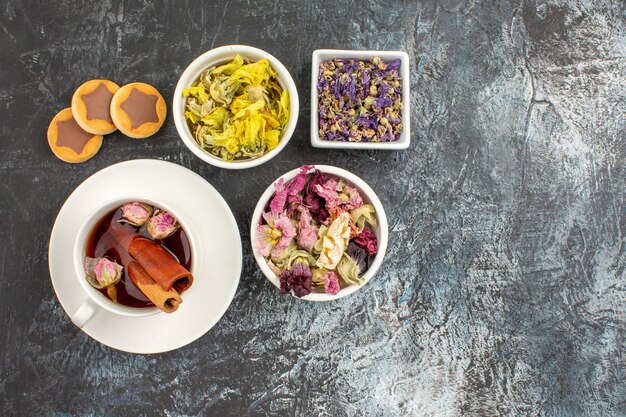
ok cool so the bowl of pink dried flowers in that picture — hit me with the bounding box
[250,165,388,301]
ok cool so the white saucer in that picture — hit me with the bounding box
[48,159,242,354]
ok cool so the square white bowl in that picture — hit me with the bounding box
[310,49,410,150]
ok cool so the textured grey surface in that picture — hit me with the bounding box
[1,0,625,415]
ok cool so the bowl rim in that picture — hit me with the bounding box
[173,44,299,169]
[310,48,410,150]
[250,164,389,302]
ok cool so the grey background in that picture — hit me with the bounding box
[1,0,624,416]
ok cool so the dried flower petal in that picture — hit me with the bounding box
[315,212,351,270]
[279,260,313,297]
[353,225,378,256]
[303,169,329,223]
[285,249,317,269]
[312,268,341,295]
[271,240,297,267]
[350,204,377,233]
[336,243,369,286]
[266,259,283,277]
[270,215,296,260]
[119,202,153,227]
[296,206,319,252]
[311,267,328,288]
[146,210,179,240]
[325,271,340,295]
[347,242,368,273]
[256,211,296,259]
[269,165,314,214]
[84,257,123,289]
[315,177,363,210]
[336,255,361,285]
[326,205,361,238]
[256,224,280,257]
[268,178,288,214]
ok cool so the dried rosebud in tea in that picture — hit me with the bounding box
[119,202,153,227]
[146,209,179,240]
[84,257,123,289]
[317,57,403,142]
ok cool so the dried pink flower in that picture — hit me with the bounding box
[256,212,296,258]
[119,202,153,227]
[146,210,179,240]
[354,226,378,256]
[296,206,319,252]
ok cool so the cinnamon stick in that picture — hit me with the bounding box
[128,237,193,293]
[127,261,182,313]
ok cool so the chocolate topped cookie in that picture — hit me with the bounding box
[110,82,166,139]
[71,80,120,135]
[47,108,103,163]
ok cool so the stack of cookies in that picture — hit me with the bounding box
[47,80,167,163]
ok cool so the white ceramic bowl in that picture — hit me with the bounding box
[310,49,410,150]
[173,45,299,169]
[250,165,388,301]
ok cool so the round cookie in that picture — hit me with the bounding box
[110,82,166,139]
[47,108,103,163]
[71,79,120,135]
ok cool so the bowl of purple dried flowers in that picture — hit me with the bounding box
[250,165,388,301]
[311,49,410,150]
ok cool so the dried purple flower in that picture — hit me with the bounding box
[279,261,313,297]
[303,169,329,223]
[347,242,368,273]
[317,57,403,143]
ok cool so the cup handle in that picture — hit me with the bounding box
[71,299,98,328]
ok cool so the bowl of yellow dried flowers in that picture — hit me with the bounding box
[173,45,299,169]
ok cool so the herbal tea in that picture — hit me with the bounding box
[84,202,193,313]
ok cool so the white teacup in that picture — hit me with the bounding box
[71,196,196,327]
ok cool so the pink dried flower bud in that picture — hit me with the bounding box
[146,209,179,240]
[83,257,123,289]
[119,202,153,226]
